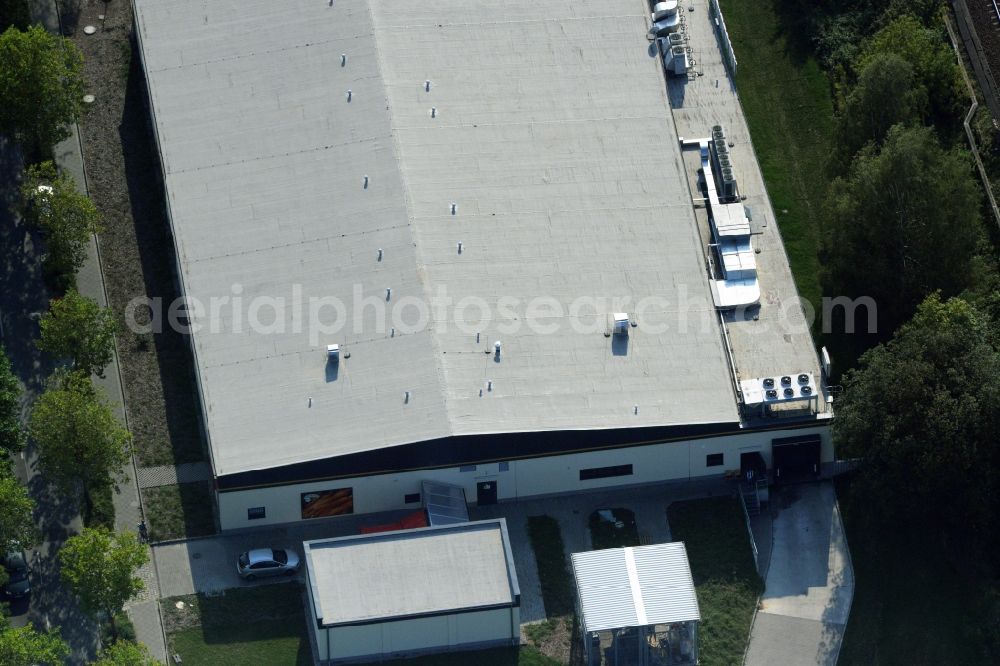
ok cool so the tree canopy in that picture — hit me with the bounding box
[37,289,118,378]
[21,161,101,285]
[0,345,22,457]
[821,124,981,343]
[834,294,1000,537]
[0,25,85,149]
[859,13,959,123]
[0,475,37,550]
[834,53,926,164]
[29,377,131,494]
[90,640,158,666]
[59,528,147,641]
[0,625,70,666]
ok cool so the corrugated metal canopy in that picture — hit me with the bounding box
[572,542,700,633]
[421,480,469,526]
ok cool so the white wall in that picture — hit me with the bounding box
[320,608,516,662]
[219,425,831,529]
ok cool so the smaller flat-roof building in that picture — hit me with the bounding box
[572,542,700,665]
[303,519,519,663]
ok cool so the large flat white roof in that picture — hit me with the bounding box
[304,519,518,627]
[134,0,744,476]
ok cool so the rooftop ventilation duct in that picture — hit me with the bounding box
[652,0,679,21]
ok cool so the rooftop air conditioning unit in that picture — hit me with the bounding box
[798,373,809,384]
[783,387,795,398]
[670,46,689,74]
[762,377,775,389]
[780,375,792,386]
[766,389,778,399]
[801,385,813,396]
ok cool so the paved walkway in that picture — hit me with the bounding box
[149,479,732,621]
[23,0,169,661]
[136,462,211,489]
[744,482,854,666]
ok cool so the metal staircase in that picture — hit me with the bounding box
[741,482,760,517]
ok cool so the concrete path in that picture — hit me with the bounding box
[744,482,854,666]
[137,462,211,489]
[63,125,168,662]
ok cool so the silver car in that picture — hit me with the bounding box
[236,548,300,580]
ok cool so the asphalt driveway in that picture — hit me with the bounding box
[745,481,854,666]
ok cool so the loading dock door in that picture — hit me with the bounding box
[772,435,821,483]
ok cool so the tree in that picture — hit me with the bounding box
[29,377,131,495]
[91,640,157,666]
[834,53,926,164]
[0,345,22,457]
[859,13,960,126]
[21,162,101,285]
[821,125,981,347]
[37,290,117,378]
[0,475,37,550]
[59,528,147,642]
[834,295,1000,538]
[0,25,85,150]
[0,625,70,666]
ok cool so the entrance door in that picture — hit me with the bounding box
[476,480,498,506]
[772,435,821,483]
[740,451,767,483]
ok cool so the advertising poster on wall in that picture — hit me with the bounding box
[301,488,354,519]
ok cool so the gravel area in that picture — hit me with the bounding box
[61,0,205,467]
[967,0,1000,89]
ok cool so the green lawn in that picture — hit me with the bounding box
[142,481,216,541]
[588,508,640,550]
[719,0,835,314]
[836,477,999,665]
[667,497,763,666]
[161,584,311,665]
[526,515,576,617]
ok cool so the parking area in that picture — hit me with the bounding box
[152,509,417,597]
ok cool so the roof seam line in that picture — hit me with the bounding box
[364,0,452,431]
[624,547,648,625]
